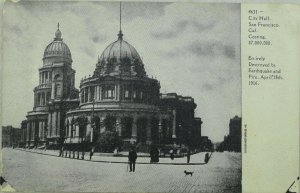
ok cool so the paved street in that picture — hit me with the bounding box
[2,148,241,193]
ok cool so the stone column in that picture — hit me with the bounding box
[52,112,56,137]
[96,86,99,101]
[48,113,52,137]
[114,85,117,100]
[51,82,55,99]
[44,92,47,105]
[94,86,97,101]
[41,121,45,141]
[57,112,60,137]
[31,121,35,143]
[88,87,91,102]
[116,116,122,136]
[65,119,68,138]
[82,88,85,103]
[172,109,177,140]
[99,86,102,101]
[117,84,120,101]
[69,118,72,138]
[39,121,42,140]
[27,121,30,146]
[131,115,137,142]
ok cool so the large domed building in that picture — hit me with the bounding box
[64,29,202,151]
[65,31,163,149]
[25,25,79,147]
[23,23,202,153]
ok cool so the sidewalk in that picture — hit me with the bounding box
[15,148,208,165]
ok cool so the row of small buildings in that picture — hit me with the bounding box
[216,116,242,152]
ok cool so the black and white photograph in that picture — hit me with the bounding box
[1,1,241,192]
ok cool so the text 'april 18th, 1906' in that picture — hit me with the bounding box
[248,56,283,86]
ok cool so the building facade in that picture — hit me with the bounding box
[25,26,79,148]
[2,126,22,148]
[22,25,202,152]
[216,115,241,152]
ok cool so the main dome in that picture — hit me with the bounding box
[43,28,72,62]
[99,31,142,63]
[94,31,146,77]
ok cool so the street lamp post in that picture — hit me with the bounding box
[91,97,95,143]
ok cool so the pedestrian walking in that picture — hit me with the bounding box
[170,149,174,160]
[150,147,154,163]
[187,149,191,163]
[128,147,137,172]
[59,146,64,157]
[154,147,159,163]
[204,152,210,163]
[89,147,95,160]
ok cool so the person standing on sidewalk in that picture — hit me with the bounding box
[187,149,191,163]
[128,147,137,172]
[89,146,95,160]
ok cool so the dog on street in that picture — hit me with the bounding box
[184,170,194,176]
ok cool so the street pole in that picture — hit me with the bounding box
[91,97,95,143]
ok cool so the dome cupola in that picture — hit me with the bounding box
[43,23,72,65]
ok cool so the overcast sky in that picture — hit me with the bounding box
[2,1,241,142]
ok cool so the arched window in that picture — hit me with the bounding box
[104,115,116,131]
[37,93,41,106]
[81,89,84,103]
[55,84,61,97]
[84,87,88,103]
[54,74,60,81]
[137,118,147,143]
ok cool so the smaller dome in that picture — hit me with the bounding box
[44,41,71,59]
[43,25,72,61]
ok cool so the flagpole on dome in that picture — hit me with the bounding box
[118,2,123,40]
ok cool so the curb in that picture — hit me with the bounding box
[15,148,207,166]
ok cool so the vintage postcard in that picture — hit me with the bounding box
[0,1,298,193]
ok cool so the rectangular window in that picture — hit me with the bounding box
[125,90,129,98]
[103,85,115,99]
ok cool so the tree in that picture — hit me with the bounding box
[97,131,121,153]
